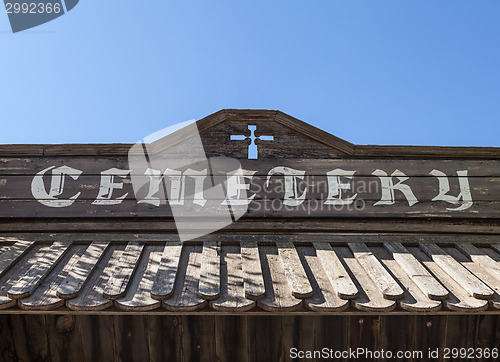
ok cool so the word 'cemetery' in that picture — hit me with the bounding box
[31,165,473,211]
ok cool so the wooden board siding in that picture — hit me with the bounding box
[0,314,499,362]
[0,234,499,314]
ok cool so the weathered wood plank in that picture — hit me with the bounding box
[7,241,72,299]
[240,241,266,301]
[163,245,207,311]
[276,241,313,299]
[257,246,303,312]
[334,246,396,312]
[210,246,255,312]
[56,241,110,299]
[300,246,350,312]
[78,315,116,362]
[2,157,500,176]
[348,243,404,301]
[66,245,125,311]
[10,315,49,361]
[103,241,145,300]
[0,245,45,309]
[408,247,489,312]
[115,246,163,311]
[313,242,358,299]
[198,242,221,300]
[371,246,442,312]
[0,199,499,218]
[456,243,500,283]
[0,240,34,278]
[2,174,499,202]
[445,247,500,310]
[419,243,494,300]
[45,315,83,362]
[151,241,183,300]
[19,245,86,310]
[384,242,449,300]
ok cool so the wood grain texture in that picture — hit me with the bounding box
[371,246,442,312]
[408,247,489,312]
[19,245,86,310]
[348,243,404,301]
[66,245,125,311]
[7,241,72,299]
[455,243,500,283]
[163,245,207,311]
[313,242,358,299]
[210,245,255,312]
[151,241,183,300]
[0,240,34,278]
[56,241,110,299]
[419,243,494,300]
[257,246,303,312]
[240,241,266,301]
[115,245,163,311]
[300,246,350,312]
[335,246,396,312]
[384,242,449,300]
[444,246,500,310]
[103,241,145,300]
[198,242,221,300]
[0,245,44,309]
[276,241,313,299]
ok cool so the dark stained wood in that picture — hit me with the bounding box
[1,218,498,234]
[215,315,249,362]
[78,315,116,362]
[10,315,50,361]
[45,315,83,362]
[0,315,16,362]
[113,315,150,362]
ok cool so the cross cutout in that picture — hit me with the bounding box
[230,125,274,159]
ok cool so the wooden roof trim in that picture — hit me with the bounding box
[0,109,498,158]
[2,236,500,313]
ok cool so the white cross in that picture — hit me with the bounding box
[230,125,274,159]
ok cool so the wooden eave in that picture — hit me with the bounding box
[0,109,499,159]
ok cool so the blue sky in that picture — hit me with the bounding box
[0,1,499,146]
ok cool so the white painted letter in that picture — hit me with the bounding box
[430,169,473,211]
[31,165,83,207]
[372,169,418,206]
[324,169,358,205]
[92,168,131,205]
[222,168,257,205]
[266,166,307,206]
[138,168,207,207]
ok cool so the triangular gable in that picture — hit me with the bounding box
[196,109,355,159]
